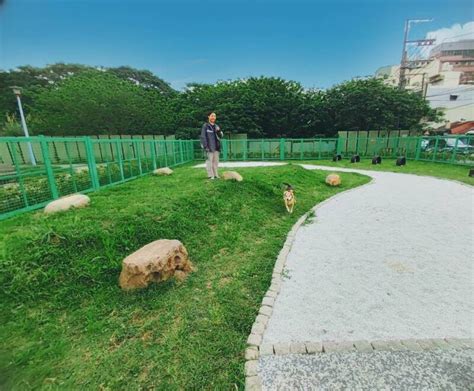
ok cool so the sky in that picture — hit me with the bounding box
[0,0,473,90]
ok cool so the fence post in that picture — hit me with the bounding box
[151,141,157,170]
[414,137,421,160]
[135,140,143,175]
[280,138,285,160]
[450,137,459,164]
[39,135,59,199]
[163,141,168,167]
[115,140,125,181]
[432,136,440,162]
[222,139,228,161]
[84,137,100,190]
[179,140,184,163]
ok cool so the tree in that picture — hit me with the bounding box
[0,64,174,128]
[28,70,174,136]
[323,78,441,134]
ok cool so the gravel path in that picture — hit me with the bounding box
[259,348,474,390]
[264,165,473,343]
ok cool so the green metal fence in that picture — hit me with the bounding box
[192,135,474,165]
[1,134,473,220]
[0,136,194,220]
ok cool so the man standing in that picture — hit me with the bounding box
[200,112,223,179]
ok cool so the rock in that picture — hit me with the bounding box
[119,239,193,290]
[222,171,243,182]
[44,194,90,214]
[325,173,341,186]
[74,166,89,173]
[153,167,173,176]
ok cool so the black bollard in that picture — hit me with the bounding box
[351,154,360,163]
[376,156,382,164]
[396,157,406,166]
[371,157,378,165]
[469,168,474,177]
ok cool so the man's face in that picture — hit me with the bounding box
[209,113,216,124]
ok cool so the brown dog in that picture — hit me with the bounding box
[283,183,296,213]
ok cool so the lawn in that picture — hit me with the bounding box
[0,164,370,390]
[298,158,474,186]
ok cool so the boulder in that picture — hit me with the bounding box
[44,194,90,214]
[119,239,194,290]
[325,173,341,187]
[153,167,173,176]
[222,171,243,182]
[75,166,89,173]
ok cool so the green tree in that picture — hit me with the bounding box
[28,70,174,136]
[323,78,441,134]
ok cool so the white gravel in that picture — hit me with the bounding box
[264,164,474,343]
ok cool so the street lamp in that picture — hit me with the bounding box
[11,86,36,166]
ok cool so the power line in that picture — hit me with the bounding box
[426,87,474,97]
[439,102,474,110]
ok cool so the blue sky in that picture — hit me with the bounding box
[0,0,473,90]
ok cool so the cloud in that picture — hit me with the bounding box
[426,21,474,44]
[408,21,474,60]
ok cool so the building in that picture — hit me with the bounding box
[450,121,474,134]
[375,39,474,130]
[425,85,474,129]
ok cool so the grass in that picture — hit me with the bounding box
[298,158,474,186]
[0,163,369,390]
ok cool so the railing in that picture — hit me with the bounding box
[0,136,194,220]
[1,135,473,220]
[192,135,474,165]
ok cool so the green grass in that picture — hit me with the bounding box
[0,164,369,390]
[298,158,474,186]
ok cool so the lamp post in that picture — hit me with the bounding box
[12,86,36,166]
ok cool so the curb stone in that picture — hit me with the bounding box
[245,360,258,377]
[245,376,262,391]
[245,347,259,360]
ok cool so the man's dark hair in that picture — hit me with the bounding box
[207,111,216,118]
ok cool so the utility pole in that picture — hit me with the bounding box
[420,72,429,98]
[11,86,37,166]
[399,18,435,90]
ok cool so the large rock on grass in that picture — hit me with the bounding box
[153,167,173,176]
[325,173,341,186]
[222,171,243,182]
[44,194,90,214]
[119,239,193,290]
